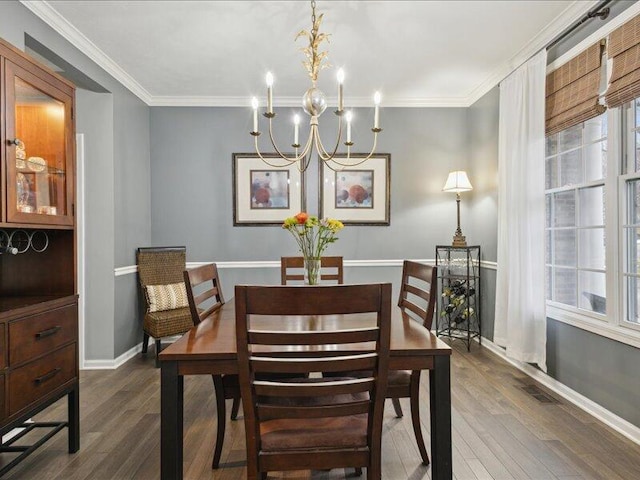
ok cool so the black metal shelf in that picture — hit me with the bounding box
[435,245,481,351]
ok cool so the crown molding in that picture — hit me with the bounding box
[20,0,153,104]
[466,0,598,106]
[148,95,470,108]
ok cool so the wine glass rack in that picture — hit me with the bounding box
[0,229,49,255]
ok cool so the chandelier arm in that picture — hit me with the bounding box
[265,117,314,165]
[324,132,380,169]
[315,114,344,161]
[266,118,302,163]
[297,149,314,173]
[300,124,316,159]
[253,135,297,167]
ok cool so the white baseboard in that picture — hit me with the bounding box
[81,336,181,370]
[82,342,143,370]
[479,337,640,446]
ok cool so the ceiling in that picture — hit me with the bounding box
[23,1,598,107]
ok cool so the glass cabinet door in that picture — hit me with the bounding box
[5,60,74,226]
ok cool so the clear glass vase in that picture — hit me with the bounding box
[304,257,321,285]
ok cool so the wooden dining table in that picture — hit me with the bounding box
[159,300,453,480]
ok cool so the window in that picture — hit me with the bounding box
[545,114,607,315]
[545,100,640,346]
[622,99,640,326]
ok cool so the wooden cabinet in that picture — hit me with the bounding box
[3,48,75,227]
[0,36,79,474]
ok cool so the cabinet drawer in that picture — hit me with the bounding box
[9,304,77,366]
[9,344,76,416]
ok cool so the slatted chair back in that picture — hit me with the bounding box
[183,263,225,325]
[280,256,344,284]
[235,284,391,479]
[398,261,437,330]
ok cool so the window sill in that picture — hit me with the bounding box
[547,303,640,349]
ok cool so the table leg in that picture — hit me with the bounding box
[161,361,183,480]
[67,385,80,453]
[429,355,452,480]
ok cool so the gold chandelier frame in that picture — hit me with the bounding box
[249,0,382,172]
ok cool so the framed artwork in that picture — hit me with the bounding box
[232,153,305,226]
[319,153,390,225]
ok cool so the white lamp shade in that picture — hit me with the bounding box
[443,170,473,193]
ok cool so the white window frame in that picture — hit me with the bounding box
[547,105,640,349]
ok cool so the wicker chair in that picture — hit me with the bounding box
[137,247,194,364]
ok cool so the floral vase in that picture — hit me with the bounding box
[304,257,321,285]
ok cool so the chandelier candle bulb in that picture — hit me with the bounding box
[266,72,274,114]
[294,114,300,145]
[251,97,259,132]
[374,92,381,129]
[346,111,352,143]
[337,68,345,112]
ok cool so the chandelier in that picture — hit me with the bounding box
[250,0,382,172]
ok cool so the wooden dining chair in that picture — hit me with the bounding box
[235,283,392,480]
[183,263,240,470]
[280,256,344,284]
[389,260,437,465]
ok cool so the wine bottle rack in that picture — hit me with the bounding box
[435,245,481,351]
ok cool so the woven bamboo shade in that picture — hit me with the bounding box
[546,42,606,135]
[606,14,640,108]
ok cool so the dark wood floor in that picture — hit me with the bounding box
[2,342,640,479]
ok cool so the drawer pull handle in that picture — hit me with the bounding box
[34,368,61,385]
[35,326,62,339]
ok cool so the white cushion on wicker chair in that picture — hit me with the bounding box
[145,282,188,312]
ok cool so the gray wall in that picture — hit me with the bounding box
[467,87,499,262]
[0,0,151,360]
[467,86,500,341]
[149,106,469,264]
[548,319,640,427]
[76,90,115,360]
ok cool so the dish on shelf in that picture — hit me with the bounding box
[17,172,30,209]
[27,156,46,173]
[15,138,26,159]
[15,139,27,168]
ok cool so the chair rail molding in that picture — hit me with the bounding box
[115,259,499,276]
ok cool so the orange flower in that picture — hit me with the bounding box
[294,212,309,224]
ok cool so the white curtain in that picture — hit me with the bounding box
[494,49,547,371]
